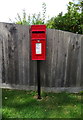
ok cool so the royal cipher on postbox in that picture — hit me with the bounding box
[30,25,46,60]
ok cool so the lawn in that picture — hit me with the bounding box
[2,89,82,119]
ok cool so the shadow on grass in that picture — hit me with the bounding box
[2,89,82,119]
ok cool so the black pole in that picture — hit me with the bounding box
[37,60,41,99]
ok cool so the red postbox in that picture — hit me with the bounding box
[30,25,46,60]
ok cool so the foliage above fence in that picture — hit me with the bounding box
[13,1,83,34]
[46,1,83,34]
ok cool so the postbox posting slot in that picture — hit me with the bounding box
[31,30,46,40]
[32,31,45,33]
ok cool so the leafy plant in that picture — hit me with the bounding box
[15,2,46,25]
[12,1,83,34]
[46,1,83,34]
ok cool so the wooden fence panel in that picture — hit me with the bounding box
[0,23,37,86]
[0,22,82,91]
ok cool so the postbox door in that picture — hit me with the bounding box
[31,40,46,60]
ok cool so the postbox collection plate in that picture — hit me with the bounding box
[36,43,42,54]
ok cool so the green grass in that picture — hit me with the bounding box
[2,89,82,118]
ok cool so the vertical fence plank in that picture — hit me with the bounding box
[20,25,31,85]
[50,29,59,87]
[13,25,19,84]
[69,34,79,86]
[81,35,83,86]
[0,33,2,119]
[29,60,37,86]
[70,34,78,86]
[17,25,25,85]
[0,23,9,84]
[8,24,17,84]
[22,25,30,85]
[65,33,73,86]
[65,33,82,87]
[56,30,65,87]
[75,34,81,87]
[63,31,71,87]
[45,29,54,87]
[0,35,2,84]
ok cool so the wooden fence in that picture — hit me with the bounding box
[0,22,83,92]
